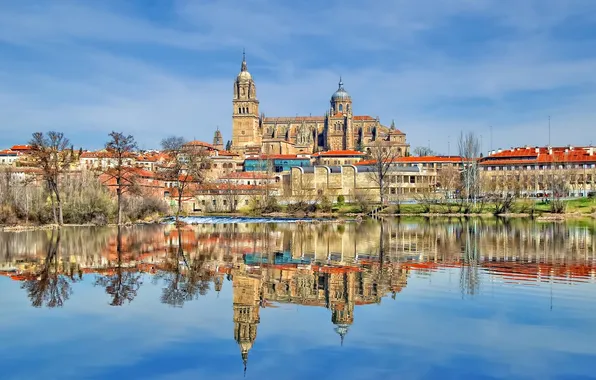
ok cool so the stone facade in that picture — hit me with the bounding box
[231,55,410,157]
[289,165,437,202]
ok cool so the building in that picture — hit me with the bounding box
[216,171,280,186]
[244,154,311,173]
[313,150,366,166]
[478,146,596,197]
[0,150,20,166]
[99,167,165,198]
[289,165,437,202]
[230,53,410,156]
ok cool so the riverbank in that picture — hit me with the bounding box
[2,199,595,231]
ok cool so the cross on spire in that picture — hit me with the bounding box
[241,49,247,72]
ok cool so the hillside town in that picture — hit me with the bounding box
[1,55,596,223]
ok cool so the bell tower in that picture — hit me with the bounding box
[231,51,261,155]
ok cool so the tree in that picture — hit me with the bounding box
[413,146,436,157]
[105,131,137,225]
[366,139,401,207]
[161,136,207,223]
[221,179,240,212]
[29,131,75,225]
[436,165,461,201]
[547,160,569,213]
[458,131,481,204]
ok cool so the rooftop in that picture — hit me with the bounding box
[479,146,596,165]
[313,150,366,157]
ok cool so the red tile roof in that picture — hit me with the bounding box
[356,156,466,166]
[10,145,31,151]
[80,151,136,159]
[353,115,375,121]
[0,150,19,155]
[479,146,596,165]
[184,140,215,149]
[313,150,365,157]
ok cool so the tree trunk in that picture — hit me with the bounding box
[48,181,58,225]
[117,177,122,225]
[54,183,64,225]
[176,185,183,224]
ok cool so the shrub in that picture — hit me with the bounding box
[123,195,169,222]
[337,195,345,205]
[317,196,332,213]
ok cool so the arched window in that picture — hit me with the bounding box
[339,104,343,112]
[238,107,241,114]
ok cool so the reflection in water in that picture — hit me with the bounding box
[19,229,77,308]
[94,226,143,306]
[1,218,596,374]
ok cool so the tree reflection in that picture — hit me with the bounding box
[21,229,74,308]
[159,227,212,307]
[94,226,143,306]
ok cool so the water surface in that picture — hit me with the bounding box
[1,218,595,379]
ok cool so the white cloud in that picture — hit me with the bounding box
[0,0,595,152]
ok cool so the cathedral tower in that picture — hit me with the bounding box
[231,52,261,155]
[213,127,224,150]
[232,266,261,375]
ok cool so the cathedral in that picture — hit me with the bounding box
[230,53,410,156]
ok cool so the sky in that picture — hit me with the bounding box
[1,0,596,153]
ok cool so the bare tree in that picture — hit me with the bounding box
[221,179,239,212]
[413,146,436,157]
[29,131,75,225]
[436,165,461,201]
[105,131,137,225]
[161,136,207,223]
[367,139,401,207]
[547,161,569,213]
[458,132,481,205]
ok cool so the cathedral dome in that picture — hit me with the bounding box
[237,70,252,81]
[237,51,252,81]
[331,78,351,101]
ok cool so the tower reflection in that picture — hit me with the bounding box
[1,218,595,371]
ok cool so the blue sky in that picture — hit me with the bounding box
[1,0,596,152]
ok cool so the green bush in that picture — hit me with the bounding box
[337,195,345,205]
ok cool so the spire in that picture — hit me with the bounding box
[390,119,396,130]
[241,49,247,72]
[242,351,248,377]
[334,324,349,346]
[338,76,344,89]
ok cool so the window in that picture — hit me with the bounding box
[339,104,343,112]
[212,199,216,206]
[223,200,227,206]
[410,176,415,184]
[245,200,249,205]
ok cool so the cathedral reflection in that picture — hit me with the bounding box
[1,219,596,371]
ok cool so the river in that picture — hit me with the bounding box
[1,217,595,379]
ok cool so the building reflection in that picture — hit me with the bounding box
[1,219,596,370]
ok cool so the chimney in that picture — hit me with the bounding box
[497,148,502,153]
[535,147,539,153]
